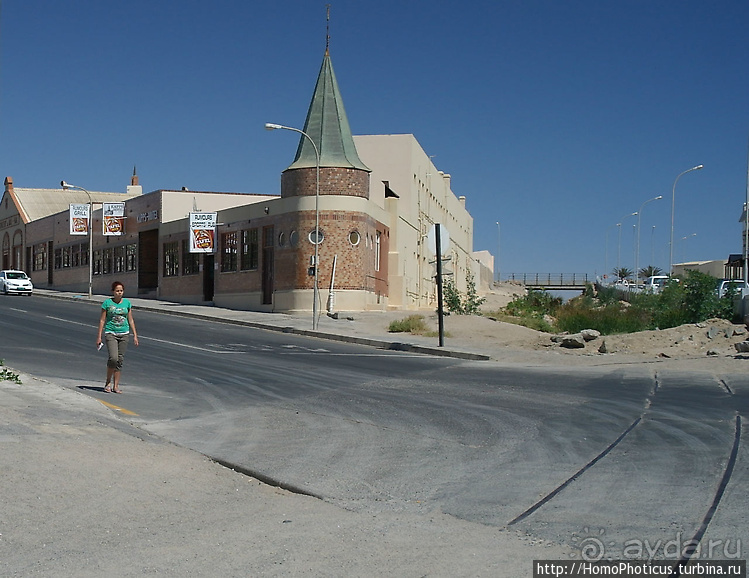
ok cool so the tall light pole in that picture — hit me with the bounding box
[651,225,656,268]
[635,195,662,286]
[669,164,703,275]
[605,222,619,281]
[495,221,500,283]
[617,212,637,275]
[265,122,320,330]
[679,233,697,264]
[61,181,93,298]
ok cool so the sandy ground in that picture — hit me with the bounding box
[378,284,749,373]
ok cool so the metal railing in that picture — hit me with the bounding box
[501,273,592,288]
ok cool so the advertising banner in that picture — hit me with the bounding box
[69,204,89,235]
[189,212,217,253]
[103,202,126,236]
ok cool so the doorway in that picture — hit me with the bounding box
[203,254,215,302]
[138,229,159,294]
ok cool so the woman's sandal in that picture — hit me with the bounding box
[103,384,112,393]
[113,387,122,394]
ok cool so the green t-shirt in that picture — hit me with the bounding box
[102,298,132,335]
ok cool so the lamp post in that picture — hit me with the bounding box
[495,221,500,284]
[61,181,93,298]
[265,122,320,330]
[635,195,662,286]
[679,233,697,264]
[617,212,638,274]
[605,222,619,280]
[651,225,656,268]
[669,165,703,275]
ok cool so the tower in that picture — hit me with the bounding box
[274,47,389,312]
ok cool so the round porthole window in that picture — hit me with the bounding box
[289,230,299,247]
[308,229,324,245]
[278,232,286,247]
[348,230,361,246]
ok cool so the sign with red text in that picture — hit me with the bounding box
[103,202,126,236]
[69,204,89,235]
[189,212,217,253]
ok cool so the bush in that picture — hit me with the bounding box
[556,302,651,334]
[389,315,429,334]
[497,289,561,332]
[441,272,486,315]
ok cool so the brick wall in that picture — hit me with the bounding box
[281,167,370,200]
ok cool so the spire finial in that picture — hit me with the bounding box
[325,4,331,55]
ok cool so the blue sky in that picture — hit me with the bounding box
[1,1,747,279]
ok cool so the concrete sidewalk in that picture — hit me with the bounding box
[0,291,569,576]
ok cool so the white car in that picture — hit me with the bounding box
[717,279,749,298]
[0,270,34,295]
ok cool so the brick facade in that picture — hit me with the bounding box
[281,167,370,200]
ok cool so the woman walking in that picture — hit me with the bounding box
[97,281,139,393]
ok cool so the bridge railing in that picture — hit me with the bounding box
[502,273,592,287]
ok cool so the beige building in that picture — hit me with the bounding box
[1,48,489,314]
[354,134,486,310]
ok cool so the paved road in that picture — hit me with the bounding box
[1,295,747,566]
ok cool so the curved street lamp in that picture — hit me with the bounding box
[61,181,93,298]
[635,195,662,286]
[669,165,703,275]
[265,122,320,330]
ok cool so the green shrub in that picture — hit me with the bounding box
[556,303,651,334]
[389,315,429,334]
[441,272,486,315]
[0,360,21,384]
[442,278,464,314]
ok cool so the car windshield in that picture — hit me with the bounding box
[6,272,28,280]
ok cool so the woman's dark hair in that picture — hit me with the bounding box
[111,281,124,291]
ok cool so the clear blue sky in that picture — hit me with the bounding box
[1,1,747,278]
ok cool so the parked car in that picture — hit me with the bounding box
[717,279,749,298]
[643,275,670,294]
[0,270,34,295]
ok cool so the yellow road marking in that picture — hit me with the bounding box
[98,399,139,416]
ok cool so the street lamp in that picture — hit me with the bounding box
[605,222,619,280]
[617,212,638,274]
[61,181,93,298]
[679,233,697,264]
[265,122,320,330]
[669,165,703,275]
[495,221,500,283]
[635,195,662,286]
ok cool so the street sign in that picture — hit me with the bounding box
[426,224,450,255]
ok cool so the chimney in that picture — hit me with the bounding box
[4,176,14,195]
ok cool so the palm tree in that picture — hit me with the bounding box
[638,265,663,281]
[613,267,634,281]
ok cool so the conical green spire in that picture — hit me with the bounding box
[286,52,370,172]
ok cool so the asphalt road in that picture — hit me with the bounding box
[1,295,747,563]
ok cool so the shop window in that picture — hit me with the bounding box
[221,232,238,272]
[240,229,258,270]
[125,244,136,272]
[163,241,179,277]
[182,240,199,275]
[114,245,126,273]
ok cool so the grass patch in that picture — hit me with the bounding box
[388,315,451,338]
[389,315,429,334]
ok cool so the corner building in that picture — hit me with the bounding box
[4,46,484,313]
